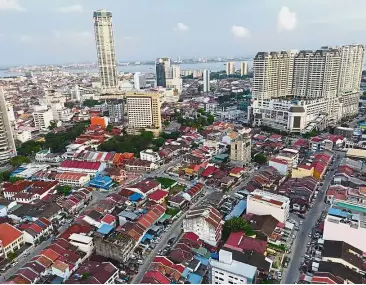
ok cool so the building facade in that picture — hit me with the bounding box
[93,9,118,92]
[0,88,16,162]
[108,101,124,122]
[134,72,146,90]
[230,136,251,165]
[126,92,162,131]
[33,109,54,131]
[210,249,257,284]
[156,57,171,87]
[250,45,365,133]
[226,62,235,75]
[247,189,290,223]
[203,69,210,93]
[240,62,249,76]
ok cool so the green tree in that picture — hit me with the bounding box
[57,185,72,196]
[153,137,165,148]
[0,171,11,183]
[9,156,30,168]
[7,251,18,261]
[18,140,43,156]
[223,217,254,241]
[106,124,113,132]
[83,99,99,107]
[253,153,267,165]
[48,120,57,130]
[9,176,24,183]
[302,129,319,139]
[163,121,170,126]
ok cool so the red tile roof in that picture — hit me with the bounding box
[181,232,200,242]
[101,214,116,225]
[0,223,23,247]
[141,270,171,284]
[148,190,169,202]
[60,160,101,170]
[225,231,267,254]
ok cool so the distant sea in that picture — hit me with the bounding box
[0,61,249,78]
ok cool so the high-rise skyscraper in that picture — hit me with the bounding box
[226,62,236,75]
[93,9,118,92]
[240,62,249,76]
[203,69,210,92]
[156,58,171,87]
[293,49,340,99]
[338,44,364,93]
[125,92,162,131]
[0,88,16,162]
[134,72,147,90]
[252,51,295,100]
[250,44,364,133]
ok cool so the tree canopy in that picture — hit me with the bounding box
[223,217,254,241]
[57,185,72,196]
[0,171,11,183]
[253,153,267,165]
[18,121,90,155]
[98,131,155,155]
[83,99,99,107]
[9,156,30,167]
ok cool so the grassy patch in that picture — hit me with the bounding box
[156,177,176,189]
[169,184,185,194]
[166,207,180,216]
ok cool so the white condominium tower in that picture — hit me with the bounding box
[252,51,295,100]
[226,62,235,75]
[251,44,364,134]
[338,44,364,93]
[0,88,16,162]
[293,49,341,99]
[93,9,118,92]
[125,92,162,132]
[203,69,210,92]
[240,62,249,76]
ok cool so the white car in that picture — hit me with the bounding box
[277,272,282,280]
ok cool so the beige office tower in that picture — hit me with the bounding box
[240,62,249,76]
[0,88,16,162]
[293,49,340,99]
[126,92,162,132]
[230,136,251,165]
[252,51,294,100]
[226,62,236,75]
[171,65,181,79]
[93,9,118,92]
[338,44,364,93]
[337,44,365,118]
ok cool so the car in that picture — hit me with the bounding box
[299,221,303,225]
[277,272,282,280]
[298,214,306,219]
[292,234,296,239]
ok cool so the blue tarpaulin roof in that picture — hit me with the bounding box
[210,252,219,260]
[225,200,247,221]
[129,192,143,201]
[328,207,348,218]
[141,233,153,243]
[187,273,202,284]
[194,255,209,266]
[97,223,114,235]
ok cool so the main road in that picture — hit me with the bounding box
[282,151,344,284]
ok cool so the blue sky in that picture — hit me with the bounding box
[0,0,366,65]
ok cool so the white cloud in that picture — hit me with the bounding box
[231,25,251,39]
[277,6,297,32]
[0,0,25,11]
[56,4,83,13]
[175,22,189,32]
[53,30,92,40]
[19,35,33,42]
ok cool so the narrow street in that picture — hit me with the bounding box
[131,167,256,284]
[283,152,344,284]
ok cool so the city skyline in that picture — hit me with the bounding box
[1,0,366,65]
